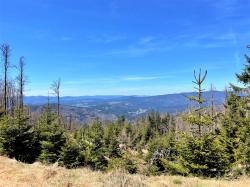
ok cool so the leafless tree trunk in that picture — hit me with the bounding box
[1,44,10,115]
[51,79,61,124]
[8,81,17,116]
[68,113,72,130]
[210,84,215,118]
[17,56,25,111]
[209,84,215,133]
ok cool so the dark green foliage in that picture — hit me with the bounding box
[0,111,39,163]
[117,115,125,126]
[146,130,187,176]
[236,51,250,86]
[180,133,229,177]
[108,155,137,174]
[82,121,108,170]
[59,135,84,168]
[235,115,250,174]
[139,112,173,147]
[36,108,66,163]
[221,93,245,164]
[119,123,133,147]
[103,123,121,158]
[227,45,250,174]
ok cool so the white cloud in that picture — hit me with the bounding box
[122,76,161,81]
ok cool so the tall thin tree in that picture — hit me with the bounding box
[17,56,25,111]
[210,84,215,118]
[51,79,61,121]
[0,43,10,114]
[187,68,207,136]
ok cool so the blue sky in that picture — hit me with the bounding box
[0,0,249,96]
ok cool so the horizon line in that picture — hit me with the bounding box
[24,90,225,97]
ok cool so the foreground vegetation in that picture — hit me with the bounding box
[0,156,249,187]
[0,43,249,181]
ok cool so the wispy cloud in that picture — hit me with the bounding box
[122,76,161,81]
[87,33,127,43]
[138,36,155,45]
[64,78,119,86]
[209,0,239,13]
[106,46,164,56]
[106,41,176,56]
[63,75,171,87]
[104,29,250,57]
[61,36,72,41]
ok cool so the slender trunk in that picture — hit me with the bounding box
[18,57,25,111]
[57,93,60,125]
[1,44,10,115]
[4,58,7,114]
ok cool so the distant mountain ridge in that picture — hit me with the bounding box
[26,91,226,122]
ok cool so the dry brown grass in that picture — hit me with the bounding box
[0,156,249,187]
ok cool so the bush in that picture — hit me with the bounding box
[36,109,66,164]
[180,133,230,177]
[108,156,137,174]
[82,121,108,170]
[0,114,39,163]
[146,135,183,175]
[60,136,84,168]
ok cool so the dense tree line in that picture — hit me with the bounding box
[0,43,249,178]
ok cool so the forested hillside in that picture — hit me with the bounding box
[26,91,226,123]
[0,43,249,180]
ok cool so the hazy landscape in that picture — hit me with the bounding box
[27,91,225,122]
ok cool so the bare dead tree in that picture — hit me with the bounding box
[47,91,50,110]
[209,84,216,133]
[1,43,11,114]
[6,80,17,116]
[65,114,73,130]
[210,84,215,118]
[51,78,61,121]
[17,56,25,111]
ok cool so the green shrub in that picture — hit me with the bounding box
[0,114,39,163]
[173,178,182,185]
[60,136,84,168]
[36,109,66,164]
[108,156,137,174]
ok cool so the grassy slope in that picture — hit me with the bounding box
[0,156,249,187]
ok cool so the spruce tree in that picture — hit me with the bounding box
[180,69,230,177]
[230,45,250,174]
[36,106,65,164]
[82,120,107,170]
[180,133,229,177]
[220,93,244,165]
[0,110,39,163]
[59,135,84,168]
[184,69,212,136]
[103,123,121,158]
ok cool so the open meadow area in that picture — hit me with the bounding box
[0,156,249,187]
